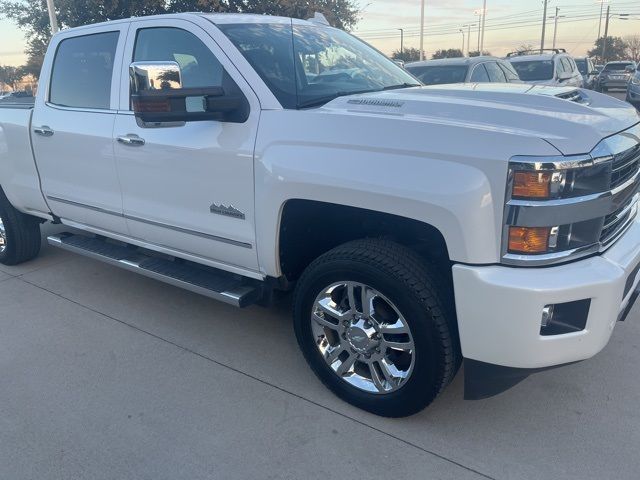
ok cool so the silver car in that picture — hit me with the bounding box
[597,61,637,92]
[405,56,522,85]
[626,64,640,108]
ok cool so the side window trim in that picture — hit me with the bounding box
[47,29,124,112]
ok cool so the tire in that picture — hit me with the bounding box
[0,189,42,266]
[293,238,460,417]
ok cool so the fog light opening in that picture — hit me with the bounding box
[539,299,591,336]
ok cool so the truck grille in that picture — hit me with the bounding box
[600,195,638,245]
[610,144,640,190]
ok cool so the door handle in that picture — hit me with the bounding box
[33,126,54,137]
[117,134,145,147]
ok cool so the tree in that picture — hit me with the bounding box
[179,0,362,30]
[0,65,24,90]
[0,0,361,80]
[626,35,640,63]
[468,50,492,57]
[432,49,463,59]
[391,47,423,63]
[513,43,535,54]
[587,36,629,63]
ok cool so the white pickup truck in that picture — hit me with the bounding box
[1,13,640,417]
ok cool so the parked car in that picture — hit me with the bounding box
[627,63,640,108]
[1,13,640,418]
[507,49,584,88]
[574,57,598,89]
[597,61,637,91]
[405,56,521,85]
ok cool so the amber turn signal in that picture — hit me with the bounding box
[508,226,551,254]
[512,171,551,199]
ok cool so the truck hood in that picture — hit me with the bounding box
[322,83,640,155]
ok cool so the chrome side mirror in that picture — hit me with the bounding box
[129,61,248,123]
[130,61,183,93]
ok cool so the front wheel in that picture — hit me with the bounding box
[293,239,460,417]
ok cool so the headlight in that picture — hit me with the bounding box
[632,76,640,86]
[502,124,640,266]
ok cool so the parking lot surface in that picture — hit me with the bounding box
[2,89,639,480]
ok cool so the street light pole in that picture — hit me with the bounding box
[46,0,59,34]
[540,0,549,53]
[459,29,465,56]
[464,23,474,57]
[398,28,404,59]
[420,0,426,61]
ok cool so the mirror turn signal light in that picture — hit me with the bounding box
[508,226,551,254]
[513,171,552,199]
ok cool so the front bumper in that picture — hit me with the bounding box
[453,216,640,371]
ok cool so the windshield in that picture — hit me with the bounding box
[575,59,587,75]
[604,63,633,71]
[509,60,554,81]
[405,65,468,85]
[218,23,420,109]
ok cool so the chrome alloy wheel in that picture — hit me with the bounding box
[311,282,415,394]
[0,215,6,254]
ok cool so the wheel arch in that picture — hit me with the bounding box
[277,199,451,283]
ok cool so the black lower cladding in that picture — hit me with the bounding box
[464,359,579,400]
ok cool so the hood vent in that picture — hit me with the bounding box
[555,89,588,104]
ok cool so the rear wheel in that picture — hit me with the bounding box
[293,239,460,417]
[0,190,41,266]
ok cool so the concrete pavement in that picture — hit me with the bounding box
[2,223,640,480]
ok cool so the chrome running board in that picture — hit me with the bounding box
[47,233,262,307]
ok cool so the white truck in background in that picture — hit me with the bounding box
[1,13,640,417]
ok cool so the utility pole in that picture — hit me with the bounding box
[601,4,610,63]
[398,28,404,59]
[46,0,59,34]
[480,0,487,53]
[477,21,481,53]
[459,29,465,56]
[597,0,605,41]
[540,0,549,53]
[420,0,426,61]
[552,7,560,50]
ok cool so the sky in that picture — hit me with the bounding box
[0,0,639,66]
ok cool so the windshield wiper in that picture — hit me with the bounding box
[382,82,422,91]
[297,88,383,109]
[296,83,421,109]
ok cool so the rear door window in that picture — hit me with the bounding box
[498,62,520,82]
[484,62,507,82]
[470,64,490,82]
[49,31,119,109]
